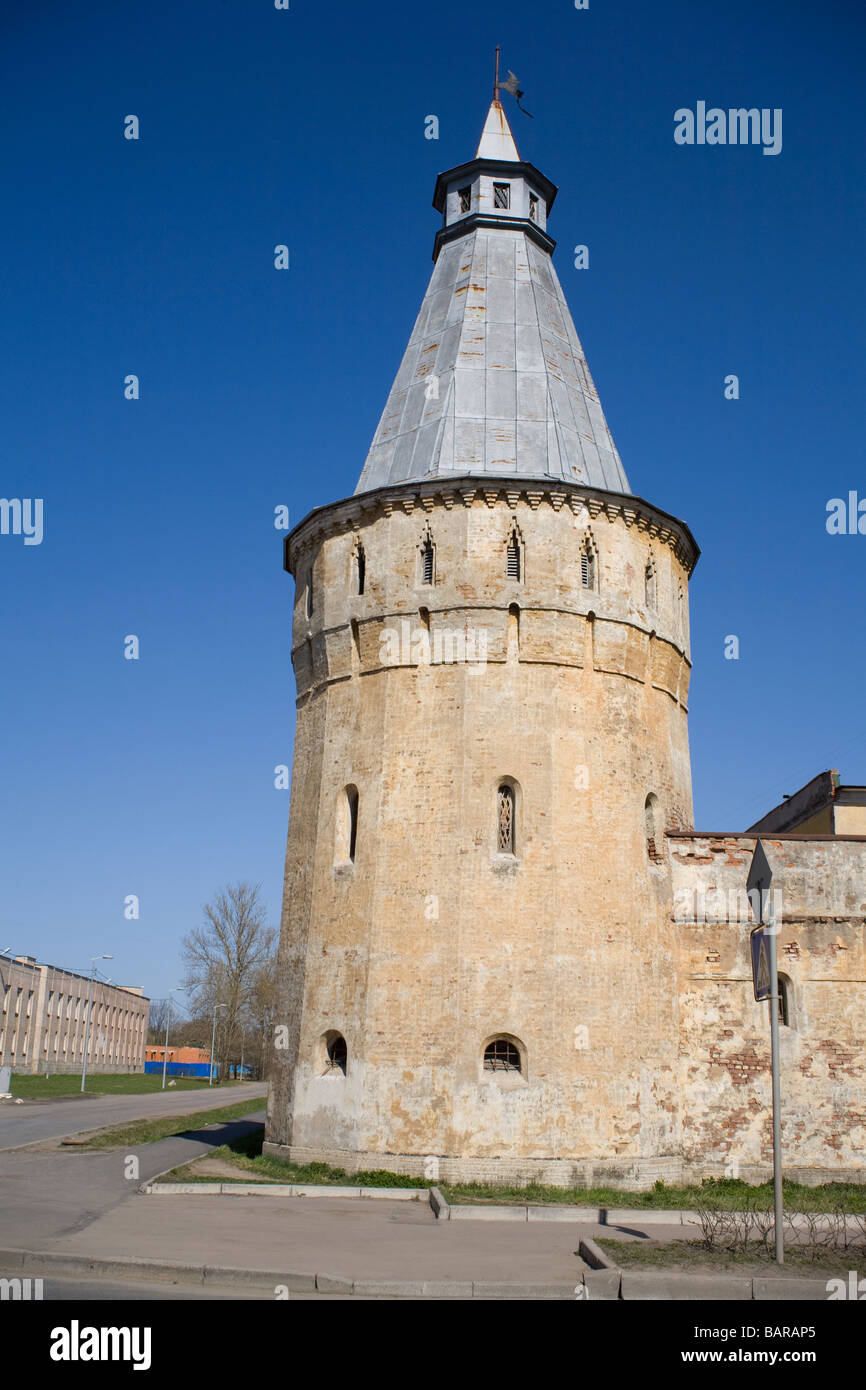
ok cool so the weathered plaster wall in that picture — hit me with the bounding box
[671,834,866,1183]
[267,477,697,1184]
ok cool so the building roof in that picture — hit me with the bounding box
[746,769,866,835]
[475,99,521,160]
[354,101,630,497]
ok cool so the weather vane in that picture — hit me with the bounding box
[493,45,534,118]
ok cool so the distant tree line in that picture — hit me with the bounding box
[147,882,279,1082]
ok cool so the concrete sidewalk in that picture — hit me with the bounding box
[1,1190,589,1291]
[0,1113,848,1300]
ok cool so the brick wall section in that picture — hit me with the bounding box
[670,834,866,1183]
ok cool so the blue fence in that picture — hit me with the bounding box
[144,1061,211,1078]
[144,1061,254,1079]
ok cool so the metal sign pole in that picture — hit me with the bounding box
[766,900,784,1264]
[748,840,784,1265]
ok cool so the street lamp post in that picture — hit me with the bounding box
[161,988,185,1090]
[81,955,113,1093]
[209,1003,226,1086]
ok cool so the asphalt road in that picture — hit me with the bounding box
[0,1112,267,1249]
[0,1081,268,1151]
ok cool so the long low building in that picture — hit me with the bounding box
[0,956,149,1076]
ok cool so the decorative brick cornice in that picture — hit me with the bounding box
[284,475,700,577]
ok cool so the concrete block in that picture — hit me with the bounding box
[316,1272,355,1294]
[290,1184,362,1198]
[86,1257,205,1286]
[222,1183,294,1196]
[472,1281,576,1300]
[449,1205,527,1221]
[579,1236,618,1270]
[581,1268,622,1300]
[353,1279,428,1298]
[204,1265,315,1291]
[526,1205,584,1222]
[602,1208,681,1227]
[752,1277,833,1301]
[358,1186,425,1200]
[621,1271,752,1301]
[148,1182,224,1195]
[428,1186,450,1220]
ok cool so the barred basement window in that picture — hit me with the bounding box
[529,192,539,222]
[459,185,472,213]
[421,538,434,585]
[356,543,365,595]
[506,529,521,580]
[325,1032,347,1075]
[484,1038,521,1072]
[498,784,515,854]
[493,182,510,209]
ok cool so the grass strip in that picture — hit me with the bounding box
[74,1099,267,1149]
[10,1073,243,1099]
[596,1237,866,1276]
[153,1133,866,1213]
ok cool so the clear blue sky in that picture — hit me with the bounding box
[2,0,864,1002]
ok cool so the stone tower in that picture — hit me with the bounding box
[265,99,700,1187]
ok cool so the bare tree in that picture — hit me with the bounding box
[146,998,172,1045]
[182,883,276,1081]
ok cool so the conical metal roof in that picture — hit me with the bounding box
[355,102,630,496]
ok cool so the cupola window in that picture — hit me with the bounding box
[493,182,510,209]
[458,185,472,213]
[529,192,539,222]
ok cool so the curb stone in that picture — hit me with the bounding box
[0,1247,839,1300]
[429,1186,449,1219]
[581,1269,622,1300]
[621,1271,753,1301]
[579,1236,618,1270]
[752,1277,831,1301]
[143,1180,427,1200]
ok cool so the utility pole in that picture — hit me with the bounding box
[161,988,185,1090]
[81,955,112,1093]
[209,1003,226,1086]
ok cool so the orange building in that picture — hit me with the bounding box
[145,1045,210,1065]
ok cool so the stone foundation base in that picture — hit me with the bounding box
[262,1142,685,1190]
[262,1143,866,1191]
